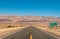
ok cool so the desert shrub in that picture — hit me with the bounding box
[7,25,12,28]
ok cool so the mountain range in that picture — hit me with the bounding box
[0,15,60,28]
[0,15,60,23]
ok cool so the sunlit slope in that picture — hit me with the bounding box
[0,15,60,28]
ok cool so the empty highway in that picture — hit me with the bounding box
[1,26,60,39]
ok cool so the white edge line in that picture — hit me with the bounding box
[39,29,60,39]
[0,27,25,39]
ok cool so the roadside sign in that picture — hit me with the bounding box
[49,22,58,29]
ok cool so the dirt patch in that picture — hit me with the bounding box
[35,26,60,37]
[0,27,22,37]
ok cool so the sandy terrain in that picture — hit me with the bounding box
[35,26,60,37]
[0,27,23,37]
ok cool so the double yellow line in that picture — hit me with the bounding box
[30,30,32,39]
[30,34,32,39]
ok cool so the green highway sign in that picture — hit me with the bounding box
[49,22,58,29]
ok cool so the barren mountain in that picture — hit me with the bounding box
[0,15,60,23]
[0,15,60,28]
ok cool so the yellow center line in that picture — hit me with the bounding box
[30,34,32,39]
[30,30,32,39]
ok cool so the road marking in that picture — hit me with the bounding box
[30,34,32,39]
[39,29,60,39]
[30,30,32,32]
[0,29,21,39]
[0,27,25,39]
[30,30,32,39]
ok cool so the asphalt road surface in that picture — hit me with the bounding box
[1,26,59,39]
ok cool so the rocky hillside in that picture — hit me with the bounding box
[0,15,60,28]
[0,15,60,23]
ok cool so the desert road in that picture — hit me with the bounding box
[1,26,60,39]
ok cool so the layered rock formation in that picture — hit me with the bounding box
[0,15,60,28]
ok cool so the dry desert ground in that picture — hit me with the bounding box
[35,26,60,37]
[0,26,27,37]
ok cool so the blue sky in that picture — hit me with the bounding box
[0,0,60,17]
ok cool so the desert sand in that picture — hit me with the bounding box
[0,27,23,37]
[35,26,60,37]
